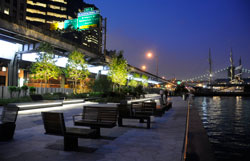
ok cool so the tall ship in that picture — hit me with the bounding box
[191,49,250,96]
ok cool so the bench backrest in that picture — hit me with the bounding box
[118,104,131,117]
[41,112,66,136]
[143,102,156,112]
[83,106,118,123]
[1,104,19,123]
[99,107,117,123]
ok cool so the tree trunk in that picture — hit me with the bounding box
[74,80,77,94]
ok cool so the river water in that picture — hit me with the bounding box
[192,96,250,161]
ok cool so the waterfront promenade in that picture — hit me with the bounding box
[0,97,188,161]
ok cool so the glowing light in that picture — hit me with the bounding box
[142,65,146,70]
[147,52,153,58]
[2,67,6,72]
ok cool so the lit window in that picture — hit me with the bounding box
[48,4,60,10]
[27,0,46,8]
[50,0,67,4]
[26,16,45,23]
[27,8,45,15]
[61,7,66,11]
[47,12,67,18]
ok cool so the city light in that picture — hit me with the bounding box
[142,65,146,70]
[147,52,152,58]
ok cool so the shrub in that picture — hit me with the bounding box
[16,87,21,98]
[29,86,36,94]
[92,75,112,93]
[8,86,17,98]
[21,85,29,96]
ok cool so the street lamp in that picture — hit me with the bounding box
[142,65,146,70]
[146,52,159,79]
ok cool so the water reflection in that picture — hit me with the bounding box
[192,97,250,161]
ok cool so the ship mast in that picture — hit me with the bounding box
[209,48,212,84]
[230,48,234,82]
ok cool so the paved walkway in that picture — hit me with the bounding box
[0,97,188,161]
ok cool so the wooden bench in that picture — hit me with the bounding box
[41,112,96,151]
[118,103,152,129]
[0,104,19,141]
[73,106,118,137]
[143,101,165,117]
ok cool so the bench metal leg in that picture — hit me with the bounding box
[64,136,78,151]
[118,117,123,126]
[91,127,100,138]
[147,118,151,129]
[139,118,144,123]
[0,123,16,141]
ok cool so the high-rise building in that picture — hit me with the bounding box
[26,0,68,26]
[0,0,103,54]
[0,0,27,21]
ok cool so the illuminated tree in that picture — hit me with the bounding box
[65,50,90,93]
[31,42,61,92]
[128,73,140,88]
[108,51,128,91]
[141,74,149,87]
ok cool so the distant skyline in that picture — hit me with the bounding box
[85,0,250,80]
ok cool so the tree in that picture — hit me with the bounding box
[92,75,112,93]
[108,51,128,91]
[128,73,140,88]
[65,50,90,93]
[141,75,149,88]
[31,42,61,92]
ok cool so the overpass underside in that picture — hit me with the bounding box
[0,14,101,59]
[0,14,104,86]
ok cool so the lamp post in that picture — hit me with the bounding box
[146,52,159,80]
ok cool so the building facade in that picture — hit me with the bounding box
[0,0,27,21]
[26,0,68,26]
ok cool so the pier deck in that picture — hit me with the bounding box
[0,97,187,161]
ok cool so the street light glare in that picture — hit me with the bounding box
[147,52,152,58]
[142,65,146,70]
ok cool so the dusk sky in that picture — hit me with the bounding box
[85,0,250,80]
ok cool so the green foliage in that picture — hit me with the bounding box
[21,85,29,96]
[0,97,32,106]
[141,75,149,87]
[31,42,61,91]
[108,51,128,89]
[65,50,90,93]
[16,87,21,98]
[134,85,144,96]
[92,75,112,92]
[29,86,36,94]
[128,73,140,88]
[128,79,138,88]
[8,86,17,98]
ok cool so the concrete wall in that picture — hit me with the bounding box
[0,86,73,99]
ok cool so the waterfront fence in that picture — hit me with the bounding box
[0,86,73,99]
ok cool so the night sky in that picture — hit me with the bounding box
[84,0,250,80]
